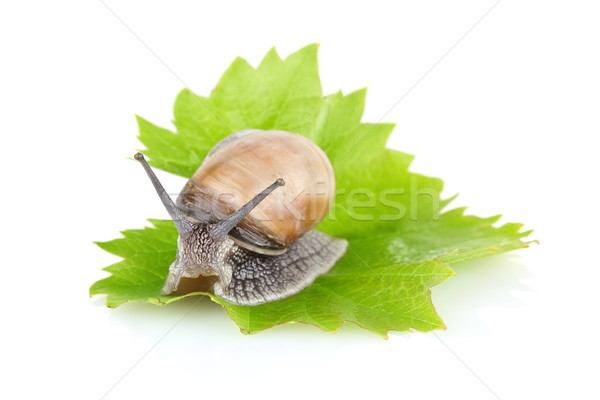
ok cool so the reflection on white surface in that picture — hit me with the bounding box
[431,253,532,336]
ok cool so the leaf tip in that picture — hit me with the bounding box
[523,239,540,248]
[355,86,368,96]
[260,47,283,66]
[134,114,146,125]
[293,42,320,55]
[440,192,459,209]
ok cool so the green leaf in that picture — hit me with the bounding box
[91,44,533,337]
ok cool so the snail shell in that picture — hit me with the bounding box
[177,130,335,254]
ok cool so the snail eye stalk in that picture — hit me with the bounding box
[134,152,194,238]
[210,178,285,237]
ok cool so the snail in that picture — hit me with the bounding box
[134,129,348,306]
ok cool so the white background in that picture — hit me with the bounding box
[1,1,599,399]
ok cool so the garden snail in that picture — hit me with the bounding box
[135,129,348,306]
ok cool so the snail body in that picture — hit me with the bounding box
[135,130,348,306]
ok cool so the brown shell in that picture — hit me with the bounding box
[176,130,335,254]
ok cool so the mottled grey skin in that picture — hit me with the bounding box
[160,224,234,296]
[161,225,348,306]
